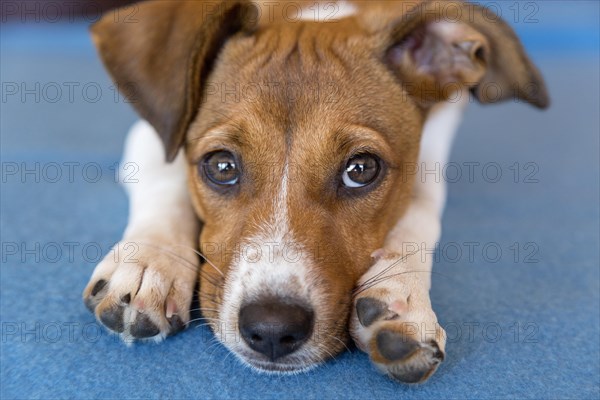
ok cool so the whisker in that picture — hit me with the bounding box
[131,242,222,287]
[221,347,237,365]
[187,307,221,314]
[356,250,417,290]
[133,241,196,270]
[132,241,225,289]
[154,240,226,278]
[198,317,227,323]
[353,269,450,297]
[365,269,450,289]
[188,317,214,324]
[193,249,225,277]
[205,340,225,355]
[192,322,215,329]
[316,343,337,362]
[325,333,351,353]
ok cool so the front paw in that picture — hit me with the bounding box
[82,240,198,342]
[350,257,446,383]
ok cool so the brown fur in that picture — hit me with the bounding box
[91,0,548,365]
[185,17,423,346]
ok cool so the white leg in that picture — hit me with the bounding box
[350,96,467,383]
[83,120,199,342]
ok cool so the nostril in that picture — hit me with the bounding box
[251,334,262,342]
[280,335,295,345]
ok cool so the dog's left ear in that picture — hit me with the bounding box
[91,1,257,161]
[383,1,549,109]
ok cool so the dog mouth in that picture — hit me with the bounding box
[204,235,354,373]
[208,299,350,374]
[246,359,318,374]
[233,349,323,374]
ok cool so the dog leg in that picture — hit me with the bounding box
[83,120,199,342]
[350,97,467,382]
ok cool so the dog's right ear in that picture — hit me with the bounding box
[91,1,257,161]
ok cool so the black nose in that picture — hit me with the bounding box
[239,299,314,361]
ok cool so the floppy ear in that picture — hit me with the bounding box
[91,0,257,161]
[385,0,549,109]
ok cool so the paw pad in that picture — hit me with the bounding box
[356,297,388,327]
[373,330,444,384]
[130,313,160,339]
[376,330,420,361]
[99,305,125,333]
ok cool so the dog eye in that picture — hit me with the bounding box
[201,151,240,186]
[342,153,381,188]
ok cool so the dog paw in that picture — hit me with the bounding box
[350,254,446,383]
[82,239,198,342]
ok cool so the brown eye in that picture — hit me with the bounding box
[201,151,239,186]
[342,153,380,188]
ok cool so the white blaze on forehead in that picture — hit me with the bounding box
[249,159,294,273]
[299,0,357,22]
[273,161,290,237]
[219,159,318,343]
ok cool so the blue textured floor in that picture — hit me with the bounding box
[1,2,599,399]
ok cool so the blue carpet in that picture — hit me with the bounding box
[1,2,599,399]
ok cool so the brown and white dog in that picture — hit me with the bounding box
[83,0,548,383]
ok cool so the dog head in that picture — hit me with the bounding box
[92,0,548,372]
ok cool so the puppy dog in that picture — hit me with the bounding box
[83,0,548,383]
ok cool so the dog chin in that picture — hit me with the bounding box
[234,352,321,375]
